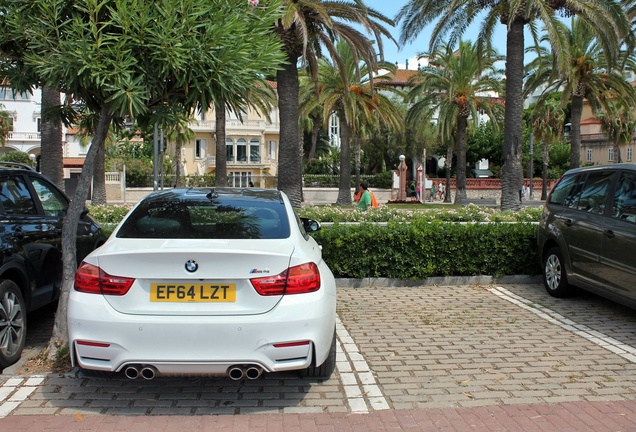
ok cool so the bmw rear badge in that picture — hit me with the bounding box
[185,260,198,273]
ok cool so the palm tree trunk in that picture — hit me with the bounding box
[445,147,452,203]
[174,140,183,187]
[455,115,468,204]
[40,87,64,190]
[354,134,361,192]
[336,116,352,205]
[214,99,227,187]
[614,142,622,163]
[570,94,583,169]
[277,55,303,208]
[541,140,549,200]
[91,144,107,205]
[501,18,525,211]
[308,116,320,160]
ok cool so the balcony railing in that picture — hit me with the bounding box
[8,131,40,141]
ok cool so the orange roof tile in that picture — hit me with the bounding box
[63,157,85,167]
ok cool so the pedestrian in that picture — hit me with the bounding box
[416,183,421,200]
[437,181,444,201]
[430,185,436,202]
[357,181,372,211]
[410,182,416,198]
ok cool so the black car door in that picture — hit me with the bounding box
[0,174,62,311]
[601,170,636,295]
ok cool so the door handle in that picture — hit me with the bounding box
[603,230,615,239]
[564,219,573,227]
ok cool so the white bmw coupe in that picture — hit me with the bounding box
[68,188,337,380]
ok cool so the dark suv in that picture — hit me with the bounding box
[0,162,105,367]
[538,164,636,307]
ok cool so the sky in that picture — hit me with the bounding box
[363,1,510,70]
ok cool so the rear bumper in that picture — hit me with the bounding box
[68,289,336,375]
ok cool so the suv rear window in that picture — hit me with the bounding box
[0,175,37,215]
[117,198,291,240]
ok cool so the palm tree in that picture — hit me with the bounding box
[316,40,403,205]
[214,80,277,187]
[597,99,636,163]
[273,0,395,208]
[528,94,565,199]
[525,17,636,170]
[397,0,628,210]
[0,104,11,147]
[166,115,195,188]
[406,40,504,204]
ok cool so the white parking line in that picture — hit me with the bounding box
[0,376,44,418]
[336,317,390,413]
[490,286,636,363]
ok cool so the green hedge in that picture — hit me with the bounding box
[311,221,540,278]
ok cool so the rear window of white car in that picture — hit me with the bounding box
[116,199,291,239]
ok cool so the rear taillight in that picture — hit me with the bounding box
[251,262,321,296]
[74,262,134,296]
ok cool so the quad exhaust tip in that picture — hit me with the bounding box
[123,364,263,380]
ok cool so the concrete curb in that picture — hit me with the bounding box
[336,275,542,288]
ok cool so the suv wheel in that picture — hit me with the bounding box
[0,280,27,368]
[543,247,574,298]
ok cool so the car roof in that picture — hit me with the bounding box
[140,188,285,204]
[0,161,37,173]
[564,163,636,176]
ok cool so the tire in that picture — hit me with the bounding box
[0,280,27,368]
[543,247,574,298]
[301,330,336,379]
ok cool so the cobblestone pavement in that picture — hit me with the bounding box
[2,283,636,431]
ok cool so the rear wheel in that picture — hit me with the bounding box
[0,280,27,368]
[301,330,336,379]
[543,247,574,298]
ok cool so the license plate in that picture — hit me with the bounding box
[150,283,236,302]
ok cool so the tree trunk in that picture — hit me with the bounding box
[455,115,468,204]
[336,116,352,205]
[40,87,64,190]
[276,55,303,208]
[214,99,227,187]
[614,142,622,163]
[91,143,107,205]
[174,140,183,187]
[541,140,549,200]
[445,147,452,203]
[49,104,113,359]
[569,94,583,169]
[308,116,320,161]
[354,134,361,192]
[500,19,525,211]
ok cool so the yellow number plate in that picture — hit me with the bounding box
[150,284,236,302]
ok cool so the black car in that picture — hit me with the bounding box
[0,162,105,367]
[538,163,636,307]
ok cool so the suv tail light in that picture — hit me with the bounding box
[251,262,321,296]
[74,262,134,296]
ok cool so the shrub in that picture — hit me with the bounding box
[312,221,540,278]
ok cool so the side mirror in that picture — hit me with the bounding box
[301,217,321,233]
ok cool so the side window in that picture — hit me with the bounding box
[30,177,68,217]
[612,172,636,223]
[0,175,37,215]
[294,211,309,240]
[548,174,580,206]
[574,171,615,214]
